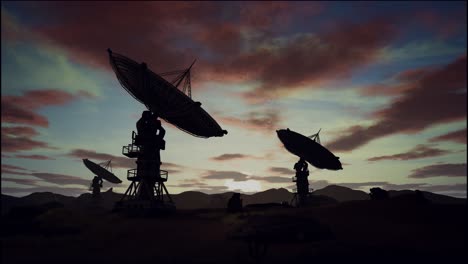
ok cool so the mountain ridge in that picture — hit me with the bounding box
[2,185,465,213]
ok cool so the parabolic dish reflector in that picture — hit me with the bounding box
[83,159,122,184]
[108,49,227,138]
[276,129,343,170]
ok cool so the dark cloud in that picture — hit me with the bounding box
[1,169,31,176]
[408,163,466,178]
[211,153,253,161]
[1,89,89,153]
[3,3,401,104]
[1,89,80,127]
[2,2,322,74]
[14,154,55,160]
[1,163,31,176]
[201,170,249,182]
[162,162,184,169]
[2,2,226,71]
[368,144,452,161]
[1,126,39,137]
[268,167,295,175]
[1,102,49,127]
[2,177,39,186]
[161,162,184,175]
[250,176,291,183]
[2,163,91,188]
[1,133,55,153]
[239,2,324,30]
[414,9,467,39]
[30,172,90,186]
[216,18,398,103]
[430,128,467,144]
[2,164,29,171]
[219,109,281,133]
[195,22,242,56]
[329,55,467,152]
[1,125,55,153]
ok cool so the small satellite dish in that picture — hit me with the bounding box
[276,129,342,170]
[83,159,122,183]
[107,49,227,138]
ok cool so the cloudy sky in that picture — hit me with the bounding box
[2,1,466,198]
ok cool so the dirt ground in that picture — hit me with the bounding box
[2,200,466,264]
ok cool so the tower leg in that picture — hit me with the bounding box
[115,117,175,214]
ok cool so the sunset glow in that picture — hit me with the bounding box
[1,1,466,198]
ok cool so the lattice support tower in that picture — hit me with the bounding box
[116,114,175,213]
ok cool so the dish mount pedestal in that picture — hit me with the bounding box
[290,163,311,207]
[115,114,175,214]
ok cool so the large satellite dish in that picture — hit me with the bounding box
[107,49,227,138]
[83,159,122,184]
[276,128,343,170]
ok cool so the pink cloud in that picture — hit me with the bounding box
[368,144,452,161]
[1,133,55,153]
[329,55,467,152]
[409,163,466,178]
[14,154,56,160]
[4,3,399,104]
[430,128,467,144]
[1,126,39,137]
[218,109,281,133]
[211,153,255,161]
[1,89,82,127]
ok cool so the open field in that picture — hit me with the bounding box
[2,196,466,264]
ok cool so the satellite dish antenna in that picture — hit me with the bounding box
[83,159,122,184]
[308,128,321,145]
[276,128,342,207]
[107,49,227,138]
[83,159,121,199]
[107,49,228,213]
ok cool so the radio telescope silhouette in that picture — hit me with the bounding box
[277,128,342,207]
[83,159,121,198]
[107,49,227,214]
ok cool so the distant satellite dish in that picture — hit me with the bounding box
[107,49,227,138]
[276,129,342,170]
[83,159,122,184]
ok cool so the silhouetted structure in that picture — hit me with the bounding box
[277,128,342,171]
[107,49,227,213]
[83,159,121,199]
[91,176,103,198]
[277,128,343,207]
[291,158,311,207]
[227,193,243,213]
[117,110,175,211]
[370,187,389,200]
[107,49,227,138]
